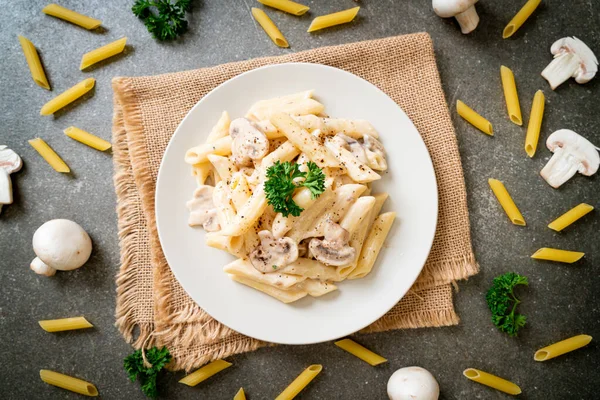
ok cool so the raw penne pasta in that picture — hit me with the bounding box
[548,203,594,232]
[276,364,322,400]
[229,274,308,303]
[350,212,396,279]
[234,387,246,400]
[80,37,127,70]
[334,339,387,366]
[251,8,289,48]
[292,115,379,139]
[270,112,338,168]
[42,4,102,30]
[488,179,525,226]
[185,136,233,164]
[463,368,521,395]
[192,162,211,186]
[224,258,307,289]
[503,0,542,39]
[39,316,93,332]
[29,138,70,173]
[18,36,50,90]
[534,334,592,361]
[307,7,360,32]
[40,78,95,115]
[40,370,98,396]
[64,126,111,151]
[524,90,545,157]
[456,100,493,135]
[179,360,232,386]
[500,66,523,125]
[531,248,584,263]
[206,111,231,143]
[258,0,309,15]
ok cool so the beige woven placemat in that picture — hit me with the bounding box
[112,32,478,371]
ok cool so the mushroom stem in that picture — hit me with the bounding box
[30,257,57,277]
[542,53,579,90]
[454,5,479,34]
[540,148,580,188]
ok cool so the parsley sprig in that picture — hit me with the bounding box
[124,346,172,398]
[265,161,326,217]
[132,0,192,41]
[486,272,528,337]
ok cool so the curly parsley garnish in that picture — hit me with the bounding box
[265,161,325,217]
[124,346,172,398]
[486,272,528,337]
[132,0,192,41]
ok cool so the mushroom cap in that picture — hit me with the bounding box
[387,366,440,400]
[550,37,598,83]
[0,145,23,174]
[546,129,600,175]
[32,219,92,271]
[432,0,478,18]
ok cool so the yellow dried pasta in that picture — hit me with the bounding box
[42,4,101,30]
[80,37,127,70]
[64,126,111,151]
[308,7,360,32]
[18,36,50,90]
[258,0,309,16]
[29,138,70,173]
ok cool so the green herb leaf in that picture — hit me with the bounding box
[124,346,172,398]
[265,161,326,217]
[485,272,528,336]
[132,0,192,41]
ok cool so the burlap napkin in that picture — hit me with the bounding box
[112,33,478,371]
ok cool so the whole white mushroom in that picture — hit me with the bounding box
[30,219,92,277]
[387,366,440,400]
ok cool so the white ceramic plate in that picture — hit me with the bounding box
[156,63,438,345]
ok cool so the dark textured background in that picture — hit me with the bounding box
[1,1,599,399]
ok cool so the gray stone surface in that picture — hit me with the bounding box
[1,0,599,399]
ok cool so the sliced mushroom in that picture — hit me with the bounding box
[229,118,269,166]
[309,220,356,267]
[250,230,299,272]
[0,145,23,214]
[540,129,599,188]
[541,37,598,90]
[186,186,220,231]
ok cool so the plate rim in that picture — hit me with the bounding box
[155,62,439,344]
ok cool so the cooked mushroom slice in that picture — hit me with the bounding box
[541,37,598,90]
[540,129,599,188]
[363,135,387,171]
[186,185,220,231]
[309,220,356,267]
[250,230,299,273]
[229,118,269,166]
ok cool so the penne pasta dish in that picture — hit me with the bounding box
[184,91,395,303]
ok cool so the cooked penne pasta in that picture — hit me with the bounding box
[534,334,592,361]
[18,36,50,90]
[307,7,360,33]
[531,248,584,263]
[350,212,396,279]
[220,184,267,236]
[463,368,521,395]
[524,90,545,157]
[324,140,380,183]
[224,258,307,288]
[548,203,593,232]
[488,179,525,226]
[456,100,493,135]
[64,126,111,151]
[208,154,238,181]
[253,98,325,121]
[276,364,322,400]
[258,0,309,16]
[207,111,231,143]
[213,181,237,228]
[206,233,244,257]
[230,274,308,303]
[272,186,319,238]
[42,4,102,30]
[192,163,212,186]
[185,136,233,164]
[29,138,70,173]
[292,115,379,139]
[299,279,338,297]
[503,0,542,39]
[234,387,247,400]
[334,339,387,366]
[179,360,232,386]
[251,8,289,48]
[80,37,127,70]
[339,196,375,236]
[40,78,95,115]
[40,370,98,396]
[39,316,93,332]
[500,66,523,125]
[281,258,342,282]
[229,174,252,211]
[249,91,314,111]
